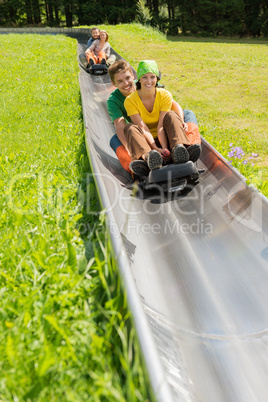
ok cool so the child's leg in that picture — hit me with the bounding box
[85,50,97,64]
[98,51,107,64]
[110,134,132,174]
[107,54,116,67]
[124,124,151,161]
[163,111,191,150]
[183,109,201,145]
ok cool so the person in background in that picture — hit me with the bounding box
[86,27,100,49]
[85,30,111,67]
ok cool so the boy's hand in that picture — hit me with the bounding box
[161,149,171,161]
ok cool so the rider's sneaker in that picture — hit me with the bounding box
[101,58,106,65]
[172,144,189,164]
[187,144,201,162]
[87,59,94,69]
[129,160,150,177]
[146,150,163,170]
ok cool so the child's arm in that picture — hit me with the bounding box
[113,117,129,152]
[86,37,93,48]
[130,114,162,152]
[105,43,111,57]
[157,111,168,150]
[171,100,188,131]
[88,40,97,52]
[171,100,184,120]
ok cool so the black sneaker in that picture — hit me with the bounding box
[187,144,201,162]
[87,59,94,69]
[172,144,189,164]
[129,160,150,177]
[146,150,163,170]
[101,58,106,65]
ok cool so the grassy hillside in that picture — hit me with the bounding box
[0,33,153,401]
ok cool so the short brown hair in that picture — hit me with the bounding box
[108,60,133,83]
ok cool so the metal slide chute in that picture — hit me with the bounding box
[78,38,268,402]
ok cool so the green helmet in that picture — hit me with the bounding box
[136,60,160,81]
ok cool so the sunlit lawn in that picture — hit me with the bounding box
[0,33,153,401]
[0,24,267,400]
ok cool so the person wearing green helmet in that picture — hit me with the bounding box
[124,60,201,171]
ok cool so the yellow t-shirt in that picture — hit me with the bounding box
[124,88,172,138]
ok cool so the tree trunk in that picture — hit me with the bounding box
[32,0,41,24]
[55,3,59,25]
[24,0,33,24]
[167,0,171,19]
[44,0,55,24]
[152,0,159,16]
[44,0,50,23]
[48,2,54,24]
[65,3,73,27]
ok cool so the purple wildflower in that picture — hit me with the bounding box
[233,147,245,159]
[227,144,257,166]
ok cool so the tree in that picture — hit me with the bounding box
[63,0,73,27]
[31,0,41,24]
[0,0,266,36]
[0,0,23,25]
[136,0,152,25]
[175,0,244,36]
[243,0,265,36]
[44,0,55,25]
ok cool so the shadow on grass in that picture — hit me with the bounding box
[167,35,268,45]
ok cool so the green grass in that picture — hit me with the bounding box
[98,23,268,196]
[0,34,154,401]
[0,25,267,400]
